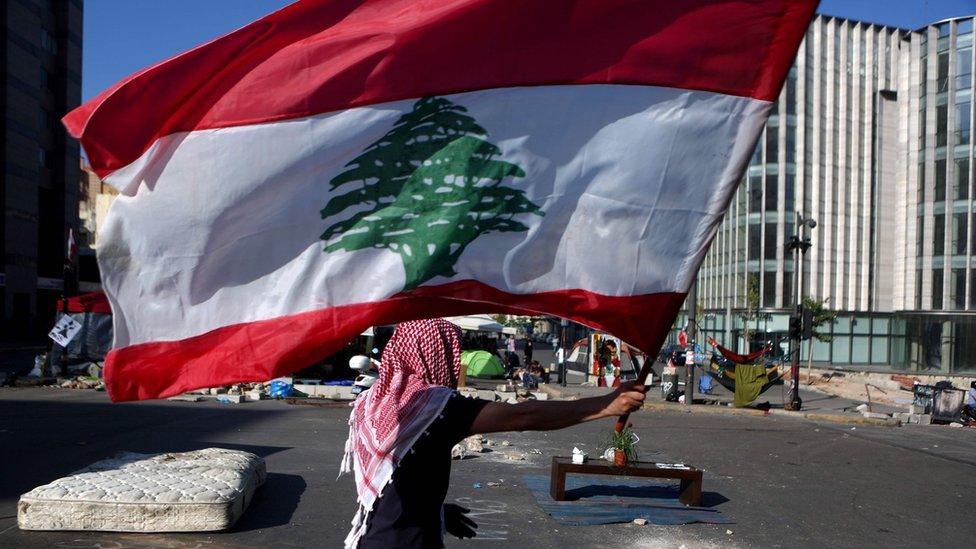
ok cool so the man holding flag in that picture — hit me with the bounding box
[65,0,816,545]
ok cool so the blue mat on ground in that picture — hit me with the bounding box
[522,474,732,526]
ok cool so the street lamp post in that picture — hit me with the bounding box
[785,211,815,411]
[559,318,568,387]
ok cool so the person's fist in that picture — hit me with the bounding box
[604,380,647,416]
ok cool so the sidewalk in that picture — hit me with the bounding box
[537,377,904,427]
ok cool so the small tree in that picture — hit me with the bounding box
[491,314,509,326]
[738,274,760,351]
[803,296,837,375]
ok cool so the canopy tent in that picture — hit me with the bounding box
[52,291,113,365]
[461,350,505,378]
[446,314,504,333]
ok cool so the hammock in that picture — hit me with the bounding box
[701,352,784,396]
[706,337,770,364]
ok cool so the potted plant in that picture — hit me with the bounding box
[605,425,638,467]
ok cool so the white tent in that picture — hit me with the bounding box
[446,314,505,333]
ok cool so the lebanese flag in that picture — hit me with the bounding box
[65,0,816,401]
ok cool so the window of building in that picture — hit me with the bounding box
[765,175,778,211]
[37,148,47,168]
[786,69,797,115]
[763,272,776,307]
[957,157,970,200]
[935,103,948,147]
[785,173,795,208]
[933,268,944,309]
[970,270,976,309]
[957,47,972,90]
[953,268,967,310]
[748,176,763,213]
[937,51,950,93]
[935,159,947,201]
[959,19,974,35]
[782,271,793,306]
[953,213,967,254]
[748,228,761,261]
[956,101,971,144]
[786,125,796,164]
[918,162,926,204]
[764,223,777,260]
[766,125,778,162]
[750,142,762,166]
[916,269,924,309]
[40,29,57,55]
[934,213,945,255]
[919,105,926,150]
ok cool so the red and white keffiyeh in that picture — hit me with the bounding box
[340,318,463,548]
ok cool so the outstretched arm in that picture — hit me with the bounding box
[469,381,647,434]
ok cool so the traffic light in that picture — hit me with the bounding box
[789,314,802,339]
[802,307,814,340]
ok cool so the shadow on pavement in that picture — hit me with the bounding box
[564,483,729,508]
[0,396,289,500]
[234,472,308,531]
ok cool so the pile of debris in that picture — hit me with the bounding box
[57,377,105,391]
[456,382,548,404]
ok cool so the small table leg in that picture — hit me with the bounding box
[550,458,567,501]
[678,475,702,506]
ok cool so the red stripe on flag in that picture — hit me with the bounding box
[66,0,817,178]
[103,280,685,402]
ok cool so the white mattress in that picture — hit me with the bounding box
[18,448,266,532]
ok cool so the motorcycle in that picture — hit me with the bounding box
[350,349,381,397]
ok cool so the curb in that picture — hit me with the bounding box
[539,384,903,428]
[640,401,902,427]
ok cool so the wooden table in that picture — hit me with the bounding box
[549,456,703,506]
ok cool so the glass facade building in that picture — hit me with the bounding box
[688,15,976,375]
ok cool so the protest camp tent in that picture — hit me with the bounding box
[51,291,113,365]
[461,350,505,378]
[446,315,504,334]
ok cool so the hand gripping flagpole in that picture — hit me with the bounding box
[614,344,651,433]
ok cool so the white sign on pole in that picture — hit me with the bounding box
[49,315,82,347]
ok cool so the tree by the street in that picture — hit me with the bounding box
[803,296,837,373]
[738,274,761,349]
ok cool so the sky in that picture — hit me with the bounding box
[82,0,976,102]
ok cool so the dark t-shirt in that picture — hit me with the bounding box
[360,393,488,549]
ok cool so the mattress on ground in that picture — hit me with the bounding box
[18,448,266,532]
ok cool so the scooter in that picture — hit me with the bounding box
[350,349,381,397]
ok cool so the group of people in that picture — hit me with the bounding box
[340,319,646,548]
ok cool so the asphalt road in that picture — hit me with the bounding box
[1,387,974,548]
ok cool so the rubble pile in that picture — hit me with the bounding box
[57,377,105,391]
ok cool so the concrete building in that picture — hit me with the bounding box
[688,14,976,376]
[78,162,117,251]
[1,0,83,343]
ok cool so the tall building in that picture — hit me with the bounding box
[691,14,976,376]
[1,0,83,342]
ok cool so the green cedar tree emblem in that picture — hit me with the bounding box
[320,96,543,290]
